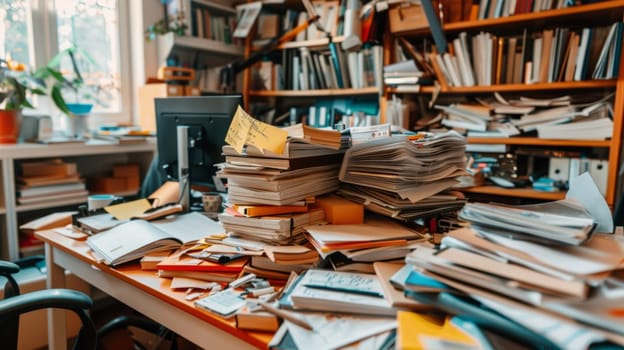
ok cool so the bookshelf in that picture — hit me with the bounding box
[241,0,384,127]
[158,0,245,92]
[384,0,624,208]
[0,141,156,261]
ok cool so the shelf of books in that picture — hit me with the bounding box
[392,1,624,37]
[247,87,380,98]
[407,80,618,94]
[465,137,612,148]
[384,0,624,207]
[0,142,156,260]
[242,0,384,127]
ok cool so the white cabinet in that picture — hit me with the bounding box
[0,140,156,260]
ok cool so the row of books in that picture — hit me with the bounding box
[423,23,622,88]
[477,0,578,20]
[252,42,383,92]
[188,2,240,45]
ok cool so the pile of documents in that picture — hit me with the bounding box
[217,208,325,244]
[337,131,468,221]
[398,174,624,349]
[304,214,427,273]
[218,139,345,206]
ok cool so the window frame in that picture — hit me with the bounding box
[27,0,133,125]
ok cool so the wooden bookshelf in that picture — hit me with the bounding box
[386,1,624,207]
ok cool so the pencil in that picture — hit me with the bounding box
[258,300,314,331]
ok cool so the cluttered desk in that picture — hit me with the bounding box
[36,227,270,350]
[31,102,624,350]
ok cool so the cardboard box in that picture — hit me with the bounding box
[113,163,140,178]
[314,194,364,225]
[388,4,429,34]
[137,84,185,133]
[88,177,128,194]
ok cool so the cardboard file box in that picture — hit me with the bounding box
[389,4,429,34]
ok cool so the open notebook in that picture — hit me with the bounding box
[86,212,224,266]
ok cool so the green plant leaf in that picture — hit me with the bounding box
[51,84,70,115]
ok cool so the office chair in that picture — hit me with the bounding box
[0,258,97,350]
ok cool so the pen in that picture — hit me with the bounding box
[258,300,314,331]
[302,284,384,298]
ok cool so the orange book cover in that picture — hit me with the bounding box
[232,204,309,217]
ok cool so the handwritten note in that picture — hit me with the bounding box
[301,269,384,296]
[225,105,288,154]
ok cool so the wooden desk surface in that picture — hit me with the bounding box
[35,229,273,349]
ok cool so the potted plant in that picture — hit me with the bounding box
[0,59,49,143]
[41,47,106,137]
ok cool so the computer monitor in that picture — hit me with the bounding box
[154,95,242,193]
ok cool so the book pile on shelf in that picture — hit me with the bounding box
[399,174,624,348]
[383,59,432,91]
[16,159,88,205]
[337,131,468,222]
[434,93,614,140]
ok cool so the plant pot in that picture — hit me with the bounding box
[65,114,90,139]
[0,109,21,144]
[65,103,93,138]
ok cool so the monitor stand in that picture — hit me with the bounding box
[177,125,190,211]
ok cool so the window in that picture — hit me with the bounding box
[0,0,130,123]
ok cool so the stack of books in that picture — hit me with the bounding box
[16,159,88,205]
[337,131,468,221]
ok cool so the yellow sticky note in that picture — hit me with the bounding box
[225,105,287,154]
[104,198,152,221]
[225,105,253,153]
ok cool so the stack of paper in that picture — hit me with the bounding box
[458,200,596,245]
[399,174,624,348]
[304,214,426,261]
[218,140,344,206]
[218,207,326,244]
[337,131,468,221]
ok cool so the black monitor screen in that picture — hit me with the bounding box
[155,95,242,189]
